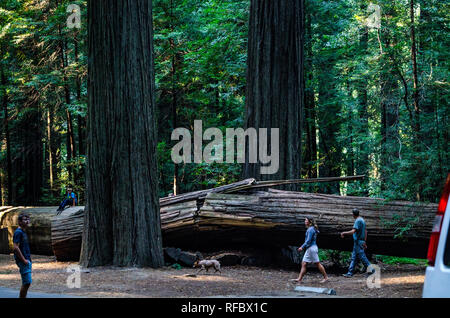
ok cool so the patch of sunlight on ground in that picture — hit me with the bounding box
[170,274,240,283]
[381,275,424,285]
[0,274,15,280]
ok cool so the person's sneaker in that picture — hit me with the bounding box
[342,273,353,278]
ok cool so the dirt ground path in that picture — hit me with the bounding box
[0,254,425,298]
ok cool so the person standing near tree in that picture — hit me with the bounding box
[292,217,329,284]
[13,213,32,298]
[341,208,375,277]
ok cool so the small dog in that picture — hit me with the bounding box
[193,259,221,274]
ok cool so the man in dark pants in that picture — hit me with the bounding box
[56,186,78,214]
[340,208,375,278]
[13,213,32,298]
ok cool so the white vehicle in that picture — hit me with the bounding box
[423,174,450,298]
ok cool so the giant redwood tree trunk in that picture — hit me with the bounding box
[243,0,304,189]
[80,0,164,268]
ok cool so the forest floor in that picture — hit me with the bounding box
[0,254,425,298]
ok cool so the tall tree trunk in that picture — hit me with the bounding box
[244,0,304,189]
[80,0,164,268]
[74,32,86,157]
[356,21,369,195]
[47,108,55,193]
[379,7,400,193]
[0,166,4,205]
[170,0,179,196]
[66,107,75,180]
[345,79,355,177]
[21,90,43,206]
[410,0,422,200]
[303,13,317,179]
[1,65,12,205]
[74,31,86,202]
[417,0,432,115]
[410,0,420,137]
[379,74,400,192]
[57,1,76,182]
[317,67,341,195]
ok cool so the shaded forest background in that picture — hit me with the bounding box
[0,0,448,206]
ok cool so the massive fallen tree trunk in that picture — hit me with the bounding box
[49,189,436,261]
[0,177,437,261]
[192,190,437,258]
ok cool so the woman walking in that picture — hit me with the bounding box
[292,217,329,284]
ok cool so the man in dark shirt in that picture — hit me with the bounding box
[13,213,32,298]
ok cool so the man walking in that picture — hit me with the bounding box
[340,208,375,278]
[13,213,32,298]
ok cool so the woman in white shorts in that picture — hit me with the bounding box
[292,217,329,284]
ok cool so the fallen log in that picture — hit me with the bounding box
[159,178,256,207]
[194,190,437,258]
[48,189,437,261]
[0,177,438,261]
[51,207,85,261]
[0,207,57,255]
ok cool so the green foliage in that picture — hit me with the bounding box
[171,263,183,270]
[376,255,427,266]
[303,0,448,202]
[153,0,248,196]
[0,0,447,228]
[320,249,353,267]
[0,0,87,205]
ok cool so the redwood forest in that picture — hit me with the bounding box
[0,0,448,299]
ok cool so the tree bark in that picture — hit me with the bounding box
[410,0,423,201]
[380,70,399,192]
[74,32,86,157]
[170,1,179,195]
[19,90,42,206]
[1,65,12,205]
[46,108,55,193]
[80,0,164,268]
[379,12,400,192]
[356,21,369,195]
[303,13,317,180]
[410,0,420,137]
[195,190,436,258]
[243,0,304,188]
